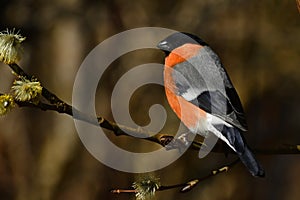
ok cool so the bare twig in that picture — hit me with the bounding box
[110,159,240,195]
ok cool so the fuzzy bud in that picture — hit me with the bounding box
[11,78,42,102]
[132,175,160,200]
[0,29,26,64]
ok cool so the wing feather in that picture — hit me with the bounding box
[171,46,248,131]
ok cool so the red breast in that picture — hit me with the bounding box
[164,43,207,130]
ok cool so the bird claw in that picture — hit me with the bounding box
[165,132,193,153]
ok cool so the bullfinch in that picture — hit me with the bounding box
[157,32,265,177]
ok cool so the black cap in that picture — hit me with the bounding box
[157,32,207,55]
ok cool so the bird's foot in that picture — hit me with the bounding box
[164,132,193,153]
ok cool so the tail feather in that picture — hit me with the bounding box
[239,145,265,177]
[217,125,265,177]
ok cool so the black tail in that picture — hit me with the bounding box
[220,125,265,177]
[238,145,265,177]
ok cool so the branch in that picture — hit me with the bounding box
[4,63,300,155]
[111,159,240,196]
[110,143,300,196]
[5,63,208,150]
[14,96,208,150]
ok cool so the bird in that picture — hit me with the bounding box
[157,32,265,177]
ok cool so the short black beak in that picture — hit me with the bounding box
[157,41,169,50]
[157,41,170,56]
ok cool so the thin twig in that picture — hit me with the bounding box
[110,159,240,194]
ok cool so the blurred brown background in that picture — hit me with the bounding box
[0,0,299,200]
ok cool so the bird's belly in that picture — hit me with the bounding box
[165,88,208,136]
[187,117,209,136]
